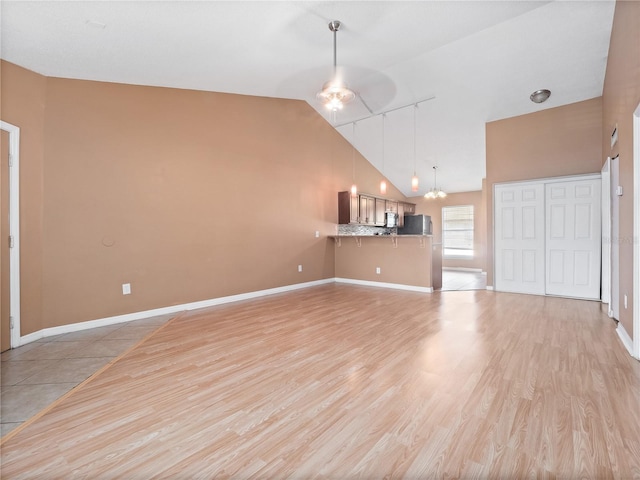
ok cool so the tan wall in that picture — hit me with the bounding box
[412,190,486,271]
[601,0,640,338]
[334,236,432,288]
[3,61,404,332]
[485,97,603,286]
[0,62,46,336]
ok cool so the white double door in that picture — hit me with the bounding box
[494,175,601,300]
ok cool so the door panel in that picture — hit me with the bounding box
[494,183,545,295]
[545,179,601,299]
[1,130,10,352]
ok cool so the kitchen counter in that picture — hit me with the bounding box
[332,234,440,292]
[330,234,432,237]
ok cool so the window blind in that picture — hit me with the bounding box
[442,205,474,258]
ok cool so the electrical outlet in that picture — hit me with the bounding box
[376,267,381,274]
[298,265,303,273]
[122,283,131,295]
[315,231,320,238]
[624,294,628,309]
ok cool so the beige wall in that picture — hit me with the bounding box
[412,190,486,271]
[601,0,640,338]
[0,62,46,336]
[485,97,603,287]
[2,61,405,333]
[334,236,432,288]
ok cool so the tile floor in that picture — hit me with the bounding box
[440,268,487,291]
[0,313,175,437]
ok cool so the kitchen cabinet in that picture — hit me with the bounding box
[338,191,359,224]
[385,200,398,213]
[375,199,386,226]
[338,192,417,226]
[359,195,376,225]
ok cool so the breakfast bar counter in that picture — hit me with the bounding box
[331,235,441,292]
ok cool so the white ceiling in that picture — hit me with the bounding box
[1,1,615,196]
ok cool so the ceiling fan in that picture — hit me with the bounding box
[316,20,356,112]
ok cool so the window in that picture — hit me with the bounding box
[442,205,474,258]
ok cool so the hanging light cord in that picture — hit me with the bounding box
[382,114,386,173]
[413,104,417,175]
[352,122,356,181]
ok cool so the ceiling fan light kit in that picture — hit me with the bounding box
[317,20,356,112]
[317,82,356,111]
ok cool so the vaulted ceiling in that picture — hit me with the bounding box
[1,1,615,196]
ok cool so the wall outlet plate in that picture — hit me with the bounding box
[122,283,131,295]
[298,265,303,272]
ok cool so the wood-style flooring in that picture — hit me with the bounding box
[1,284,639,478]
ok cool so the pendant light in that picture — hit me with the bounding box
[317,21,356,112]
[411,104,419,192]
[424,166,447,199]
[380,114,387,195]
[351,122,358,197]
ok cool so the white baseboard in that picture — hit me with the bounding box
[486,286,494,291]
[442,267,483,273]
[335,277,433,293]
[17,278,335,347]
[616,323,635,358]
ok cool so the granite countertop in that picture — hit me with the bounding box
[330,234,433,238]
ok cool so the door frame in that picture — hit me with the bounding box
[611,155,620,321]
[632,102,640,359]
[1,121,21,349]
[493,173,601,297]
[601,157,611,307]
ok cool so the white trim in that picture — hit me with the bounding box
[335,277,433,293]
[493,172,601,188]
[486,286,494,291]
[1,121,20,349]
[633,102,640,359]
[18,279,335,346]
[442,267,483,273]
[616,322,635,359]
[601,157,611,306]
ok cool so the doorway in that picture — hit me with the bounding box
[0,121,20,352]
[441,269,487,291]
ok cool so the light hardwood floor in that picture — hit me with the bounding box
[1,284,639,478]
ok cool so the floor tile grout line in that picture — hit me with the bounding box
[0,312,184,444]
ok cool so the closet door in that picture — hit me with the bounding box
[545,179,601,299]
[494,183,545,295]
